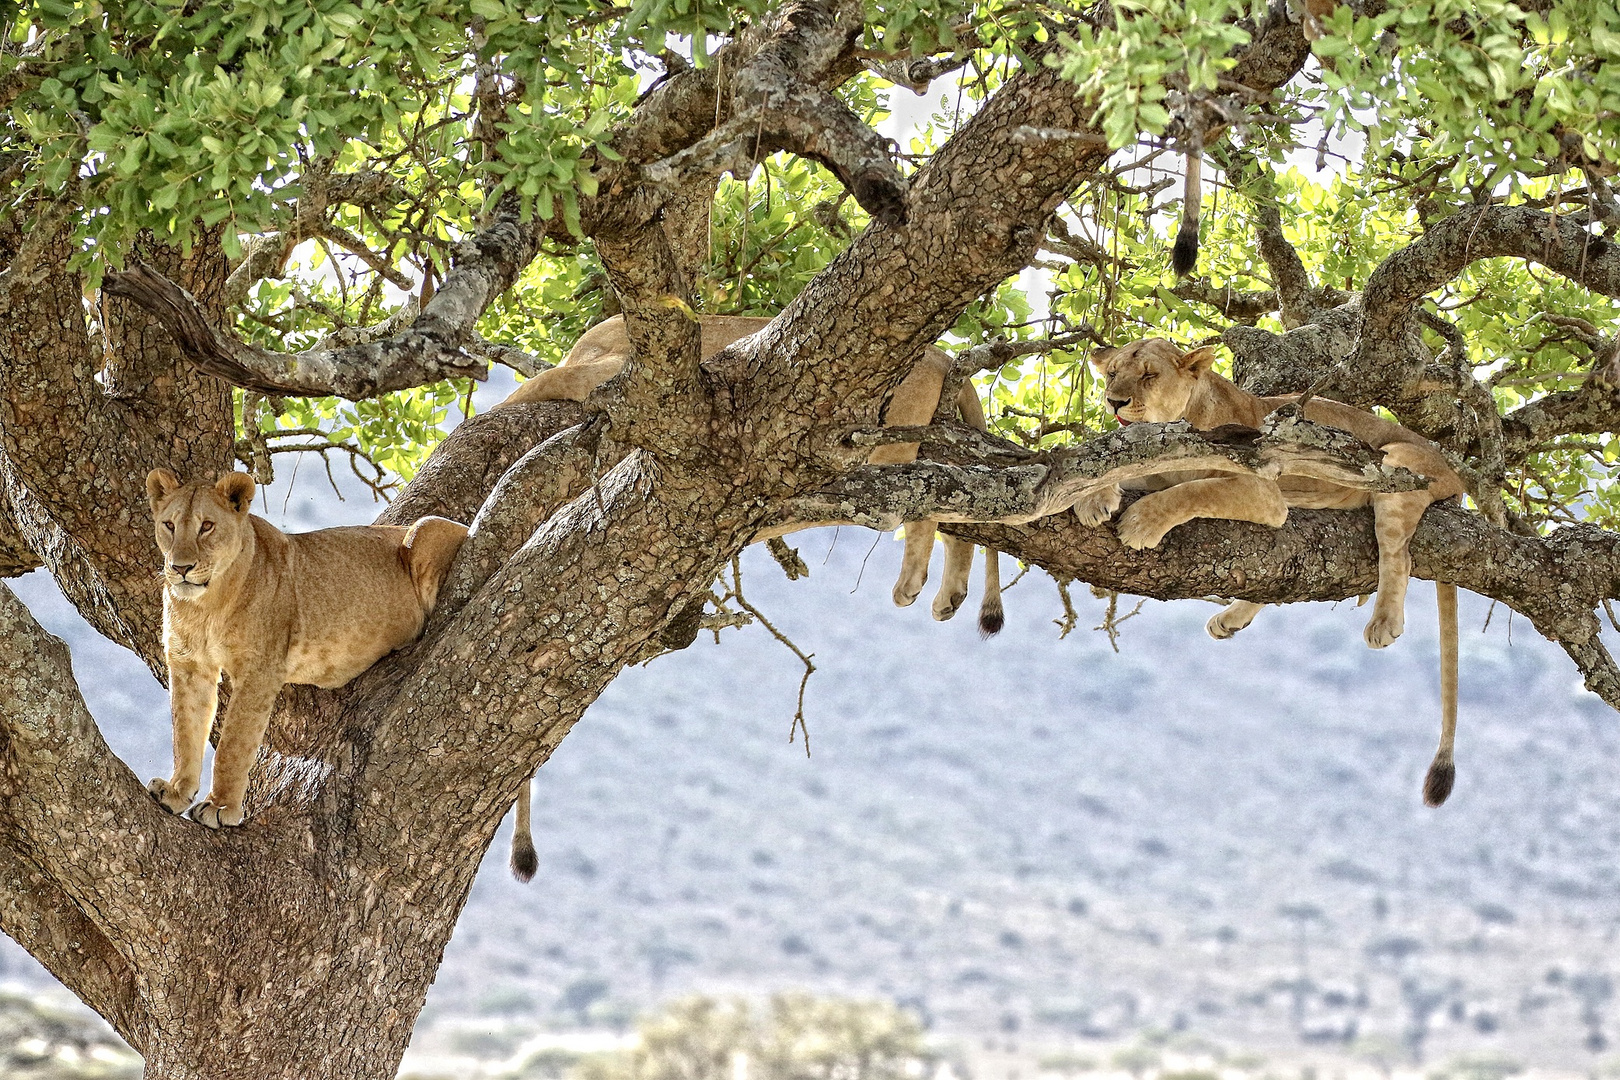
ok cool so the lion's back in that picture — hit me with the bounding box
[277,524,441,687]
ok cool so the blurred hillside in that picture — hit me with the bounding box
[4,413,1619,1075]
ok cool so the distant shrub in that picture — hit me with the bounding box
[1038,1052,1096,1075]
[572,993,930,1080]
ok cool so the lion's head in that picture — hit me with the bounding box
[145,470,256,602]
[1090,338,1217,424]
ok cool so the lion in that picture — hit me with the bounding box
[1084,338,1467,806]
[500,314,1004,633]
[145,469,469,829]
[497,314,1006,881]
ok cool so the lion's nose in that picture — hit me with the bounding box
[1106,396,1130,412]
[169,563,195,578]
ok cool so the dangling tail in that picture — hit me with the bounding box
[1422,583,1459,806]
[1171,149,1201,278]
[510,773,538,881]
[978,548,1004,638]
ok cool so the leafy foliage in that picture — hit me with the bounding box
[8,0,1620,528]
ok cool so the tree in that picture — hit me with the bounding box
[4,0,1620,1076]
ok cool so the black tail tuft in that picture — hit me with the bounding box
[1171,224,1199,278]
[1422,759,1455,807]
[979,605,1005,638]
[510,839,539,883]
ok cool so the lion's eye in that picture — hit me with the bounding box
[199,521,214,535]
[163,522,175,533]
[1140,372,1157,382]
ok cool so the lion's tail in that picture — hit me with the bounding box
[510,774,539,882]
[1171,150,1201,278]
[1422,583,1459,807]
[978,548,1004,638]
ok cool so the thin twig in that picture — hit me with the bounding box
[725,556,816,757]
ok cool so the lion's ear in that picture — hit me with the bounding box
[1180,345,1219,375]
[215,472,255,514]
[146,468,181,507]
[1089,347,1117,371]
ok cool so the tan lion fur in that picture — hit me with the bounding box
[146,468,468,829]
[1087,338,1466,806]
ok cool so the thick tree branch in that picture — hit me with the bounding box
[0,584,202,970]
[103,197,540,400]
[0,484,41,579]
[1171,280,1280,323]
[639,1,905,225]
[1502,379,1620,461]
[1253,198,1318,326]
[0,840,148,1044]
[945,505,1620,710]
[784,416,1430,530]
[1361,205,1620,356]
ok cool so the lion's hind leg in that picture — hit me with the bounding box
[931,533,973,623]
[892,521,934,608]
[1206,599,1265,640]
[402,516,471,613]
[1115,475,1287,550]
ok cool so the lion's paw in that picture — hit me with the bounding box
[1114,504,1171,550]
[1071,485,1124,528]
[1206,613,1244,640]
[187,798,245,830]
[147,778,195,816]
[932,588,967,622]
[892,568,927,608]
[1363,609,1404,649]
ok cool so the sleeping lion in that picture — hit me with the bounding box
[1085,338,1466,806]
[146,469,468,829]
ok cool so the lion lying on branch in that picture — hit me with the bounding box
[500,314,1004,633]
[1085,338,1467,806]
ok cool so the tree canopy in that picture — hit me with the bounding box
[4,0,1620,1076]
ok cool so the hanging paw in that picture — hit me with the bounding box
[1363,608,1405,649]
[147,777,196,816]
[187,798,246,830]
[932,587,967,622]
[1071,485,1124,528]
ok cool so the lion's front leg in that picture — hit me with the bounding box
[1115,476,1288,550]
[1363,489,1433,649]
[189,666,284,829]
[148,657,219,816]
